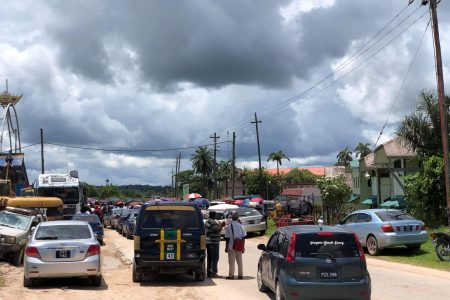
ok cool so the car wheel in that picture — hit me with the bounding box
[126,231,132,240]
[366,235,381,256]
[275,281,285,300]
[195,271,205,281]
[132,262,142,283]
[407,244,421,251]
[11,248,24,267]
[91,275,102,287]
[122,228,126,237]
[257,265,269,292]
[98,239,104,246]
[260,230,266,236]
[23,276,35,288]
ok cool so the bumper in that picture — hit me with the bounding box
[378,231,428,248]
[24,255,101,279]
[134,254,205,274]
[244,222,267,233]
[282,276,371,300]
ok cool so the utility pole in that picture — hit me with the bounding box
[40,128,44,174]
[177,152,182,198]
[210,133,220,198]
[251,113,263,197]
[232,132,236,199]
[171,169,174,197]
[174,156,179,198]
[429,0,450,225]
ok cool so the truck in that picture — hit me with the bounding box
[36,170,86,219]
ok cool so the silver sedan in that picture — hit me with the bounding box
[336,209,428,255]
[23,220,102,287]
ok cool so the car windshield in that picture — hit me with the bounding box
[35,224,92,240]
[375,211,415,221]
[0,211,31,231]
[295,232,360,259]
[142,210,199,229]
[72,214,101,223]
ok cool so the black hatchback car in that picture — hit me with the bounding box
[257,225,371,300]
[132,201,206,282]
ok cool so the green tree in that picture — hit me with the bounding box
[354,142,372,158]
[317,176,352,224]
[405,155,447,227]
[336,147,353,166]
[190,146,214,196]
[397,90,449,157]
[267,150,290,175]
[283,168,319,185]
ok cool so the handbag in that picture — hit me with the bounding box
[231,223,245,252]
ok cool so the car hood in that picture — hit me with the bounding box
[0,226,25,237]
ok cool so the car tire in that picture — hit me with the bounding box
[122,228,126,237]
[98,239,104,246]
[260,230,266,236]
[126,231,132,240]
[23,276,35,288]
[257,265,269,292]
[366,235,381,256]
[407,244,421,251]
[195,271,205,281]
[91,275,102,287]
[132,263,142,283]
[275,281,285,300]
[11,248,24,267]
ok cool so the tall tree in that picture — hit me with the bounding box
[397,90,449,157]
[336,147,353,166]
[190,146,213,196]
[217,160,232,197]
[354,142,372,158]
[267,150,290,175]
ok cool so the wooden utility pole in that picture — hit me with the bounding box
[232,132,236,198]
[429,0,450,225]
[171,168,174,197]
[251,113,263,196]
[210,133,220,198]
[174,156,179,198]
[40,128,44,174]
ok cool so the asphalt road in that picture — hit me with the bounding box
[109,230,450,300]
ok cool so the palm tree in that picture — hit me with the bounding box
[190,146,213,196]
[267,150,290,175]
[238,167,250,195]
[397,90,448,157]
[217,160,232,197]
[354,142,372,158]
[336,147,353,166]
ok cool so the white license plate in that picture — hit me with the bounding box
[320,270,338,279]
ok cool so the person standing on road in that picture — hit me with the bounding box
[205,211,225,278]
[225,211,246,280]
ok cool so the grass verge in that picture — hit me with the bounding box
[370,227,450,272]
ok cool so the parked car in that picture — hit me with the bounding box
[132,201,206,282]
[257,225,371,300]
[72,213,104,244]
[23,220,102,287]
[110,208,123,230]
[122,209,139,239]
[335,209,428,255]
[116,208,131,233]
[102,208,115,228]
[234,207,267,236]
[0,207,44,266]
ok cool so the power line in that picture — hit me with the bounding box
[373,16,431,149]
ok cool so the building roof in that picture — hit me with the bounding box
[265,167,325,177]
[378,137,416,158]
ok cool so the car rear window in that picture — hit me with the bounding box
[72,215,100,223]
[375,211,415,221]
[295,232,360,258]
[141,210,199,229]
[35,224,92,240]
[237,208,261,217]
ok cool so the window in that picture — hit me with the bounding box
[356,213,372,223]
[375,211,414,221]
[141,210,199,229]
[343,214,358,224]
[35,225,92,240]
[295,232,360,258]
[278,233,289,257]
[393,159,402,168]
[267,233,280,252]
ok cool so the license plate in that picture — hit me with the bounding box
[165,243,175,260]
[56,250,71,259]
[320,270,338,279]
[248,220,255,224]
[404,226,412,232]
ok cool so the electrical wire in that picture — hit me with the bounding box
[372,16,431,150]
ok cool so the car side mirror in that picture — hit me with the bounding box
[257,244,266,251]
[31,226,36,232]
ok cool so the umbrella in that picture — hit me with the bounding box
[185,193,202,200]
[235,200,244,205]
[251,197,264,203]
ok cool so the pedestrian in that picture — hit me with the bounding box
[205,211,225,278]
[224,211,246,280]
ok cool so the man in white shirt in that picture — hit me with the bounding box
[224,211,246,279]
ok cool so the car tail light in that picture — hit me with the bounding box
[25,246,41,259]
[353,233,366,263]
[381,224,394,232]
[85,244,101,258]
[316,232,334,237]
[287,233,297,262]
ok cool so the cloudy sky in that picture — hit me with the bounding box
[0,0,449,186]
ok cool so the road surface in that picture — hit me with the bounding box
[1,229,450,300]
